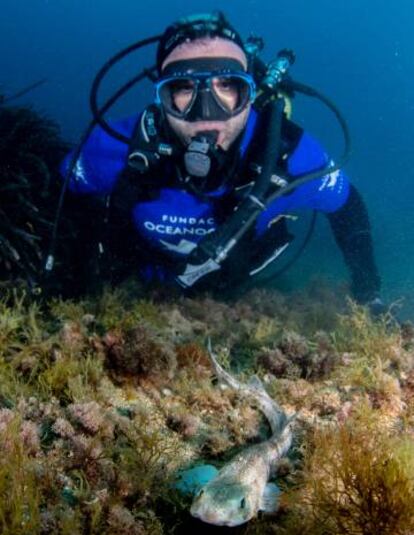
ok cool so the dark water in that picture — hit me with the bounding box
[1,0,413,316]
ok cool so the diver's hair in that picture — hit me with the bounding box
[156,11,245,73]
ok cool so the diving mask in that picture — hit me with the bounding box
[156,58,256,122]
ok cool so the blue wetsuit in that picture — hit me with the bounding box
[62,108,380,301]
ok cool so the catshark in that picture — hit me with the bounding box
[190,340,294,527]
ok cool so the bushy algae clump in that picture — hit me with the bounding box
[0,283,412,533]
[273,404,414,535]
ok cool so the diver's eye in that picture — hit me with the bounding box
[240,498,246,509]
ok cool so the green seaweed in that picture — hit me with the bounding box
[0,416,41,535]
[280,404,414,535]
[36,350,104,404]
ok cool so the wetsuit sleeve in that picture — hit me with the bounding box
[327,184,381,303]
[60,115,139,195]
[286,132,350,212]
[258,131,381,303]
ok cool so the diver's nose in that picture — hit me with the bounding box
[200,88,212,120]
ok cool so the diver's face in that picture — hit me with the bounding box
[160,38,251,150]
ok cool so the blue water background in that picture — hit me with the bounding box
[1,0,413,316]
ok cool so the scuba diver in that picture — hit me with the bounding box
[58,11,384,312]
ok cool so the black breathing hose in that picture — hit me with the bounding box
[45,38,161,273]
[280,78,352,179]
[89,35,161,143]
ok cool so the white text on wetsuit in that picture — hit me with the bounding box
[143,214,216,236]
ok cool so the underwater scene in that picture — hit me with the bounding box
[1,0,414,533]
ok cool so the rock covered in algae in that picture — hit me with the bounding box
[0,284,412,534]
[104,324,176,379]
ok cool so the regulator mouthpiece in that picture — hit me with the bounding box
[184,131,218,177]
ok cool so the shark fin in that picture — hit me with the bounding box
[259,482,281,513]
